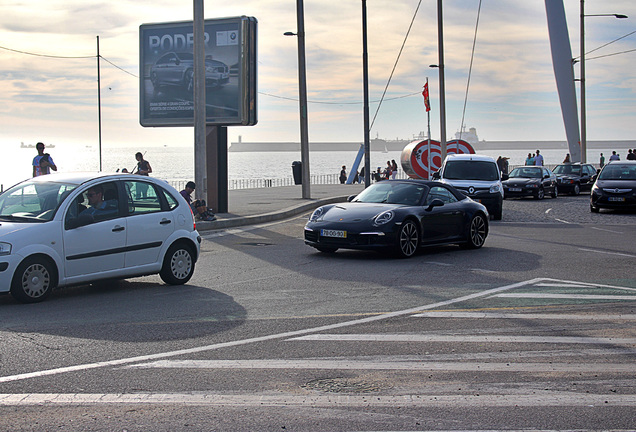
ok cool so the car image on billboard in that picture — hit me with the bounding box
[150,52,230,94]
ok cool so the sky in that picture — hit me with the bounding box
[1,0,635,149]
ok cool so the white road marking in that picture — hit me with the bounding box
[0,278,546,384]
[578,247,636,258]
[410,311,636,320]
[1,392,636,408]
[554,218,572,224]
[492,293,636,300]
[288,334,636,345]
[126,359,636,373]
[545,208,552,214]
[590,226,623,234]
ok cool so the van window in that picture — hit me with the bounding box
[444,160,499,181]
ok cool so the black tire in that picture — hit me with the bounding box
[551,186,558,198]
[394,220,419,258]
[160,243,195,285]
[590,203,599,213]
[462,214,488,249]
[315,246,338,253]
[11,257,55,303]
[572,183,580,195]
[536,188,545,200]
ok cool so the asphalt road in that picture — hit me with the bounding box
[1,193,635,431]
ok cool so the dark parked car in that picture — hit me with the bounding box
[503,166,558,199]
[552,163,597,195]
[304,180,489,258]
[150,52,230,92]
[590,161,636,212]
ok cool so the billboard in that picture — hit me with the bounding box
[139,16,257,127]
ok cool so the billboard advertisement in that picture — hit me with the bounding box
[139,16,257,127]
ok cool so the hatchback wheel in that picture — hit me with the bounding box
[590,203,599,213]
[463,214,487,249]
[394,220,419,258]
[160,243,195,285]
[536,188,545,200]
[316,246,338,253]
[572,183,580,195]
[11,257,55,303]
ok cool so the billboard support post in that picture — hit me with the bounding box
[193,0,207,202]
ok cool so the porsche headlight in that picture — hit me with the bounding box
[0,242,12,256]
[373,210,394,226]
[309,207,325,222]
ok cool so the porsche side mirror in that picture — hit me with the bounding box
[347,194,357,202]
[425,198,444,211]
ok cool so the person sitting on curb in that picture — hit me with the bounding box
[180,181,216,221]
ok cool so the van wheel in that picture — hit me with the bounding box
[160,243,195,285]
[492,204,503,220]
[11,257,55,303]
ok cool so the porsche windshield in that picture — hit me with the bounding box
[352,182,426,205]
[0,181,77,222]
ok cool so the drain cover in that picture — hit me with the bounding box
[302,377,381,393]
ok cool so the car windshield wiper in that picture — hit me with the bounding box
[0,214,44,222]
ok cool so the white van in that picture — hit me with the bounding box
[432,154,506,220]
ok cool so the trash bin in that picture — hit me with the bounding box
[292,161,302,185]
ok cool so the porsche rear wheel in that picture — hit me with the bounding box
[394,220,419,258]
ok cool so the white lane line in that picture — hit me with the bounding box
[410,311,636,320]
[590,226,623,234]
[288,334,636,345]
[578,247,636,259]
[554,218,572,224]
[0,278,546,384]
[493,293,636,300]
[2,393,636,408]
[126,359,636,373]
[534,282,591,288]
[545,208,552,214]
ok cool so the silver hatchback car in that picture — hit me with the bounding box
[0,173,201,303]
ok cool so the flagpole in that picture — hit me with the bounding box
[426,78,431,179]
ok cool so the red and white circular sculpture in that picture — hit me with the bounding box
[400,139,475,179]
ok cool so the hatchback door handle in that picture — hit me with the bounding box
[160,219,172,225]
[112,225,125,232]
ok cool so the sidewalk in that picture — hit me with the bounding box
[196,183,366,231]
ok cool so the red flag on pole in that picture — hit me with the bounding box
[422,83,431,112]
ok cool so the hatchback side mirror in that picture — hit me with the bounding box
[501,174,509,181]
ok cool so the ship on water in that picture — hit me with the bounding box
[20,142,55,148]
[229,129,633,153]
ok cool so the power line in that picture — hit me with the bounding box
[0,44,94,59]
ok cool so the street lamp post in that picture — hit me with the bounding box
[579,0,627,163]
[284,0,311,199]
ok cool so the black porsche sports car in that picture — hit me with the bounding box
[304,180,489,258]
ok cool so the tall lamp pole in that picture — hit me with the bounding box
[285,0,311,199]
[437,0,447,160]
[579,0,627,163]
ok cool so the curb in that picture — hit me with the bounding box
[195,195,350,231]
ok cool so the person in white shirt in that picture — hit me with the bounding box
[534,149,544,166]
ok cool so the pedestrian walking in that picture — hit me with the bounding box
[32,142,57,177]
[599,153,605,168]
[534,149,544,166]
[339,165,347,184]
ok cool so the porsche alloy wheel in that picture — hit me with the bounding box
[464,214,487,249]
[395,220,419,258]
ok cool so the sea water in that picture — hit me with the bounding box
[2,144,618,191]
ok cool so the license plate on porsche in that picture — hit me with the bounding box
[321,229,347,238]
[509,187,522,192]
[608,197,625,202]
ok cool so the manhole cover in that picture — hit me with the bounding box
[301,377,381,393]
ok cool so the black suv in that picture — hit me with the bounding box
[552,163,597,195]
